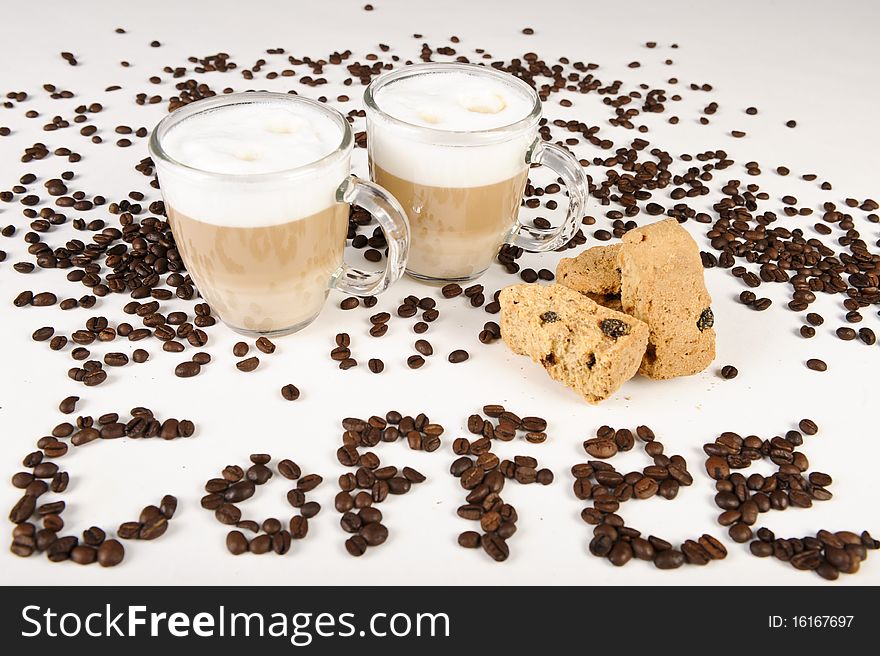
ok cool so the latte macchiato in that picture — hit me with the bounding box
[150,93,410,336]
[166,205,346,335]
[372,165,528,280]
[367,66,537,282]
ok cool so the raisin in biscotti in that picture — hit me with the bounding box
[618,218,715,379]
[499,284,649,404]
[556,243,622,311]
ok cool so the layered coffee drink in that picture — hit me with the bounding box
[367,67,538,281]
[157,100,349,334]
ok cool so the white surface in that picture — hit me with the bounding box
[0,0,878,586]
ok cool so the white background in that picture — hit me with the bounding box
[0,0,878,586]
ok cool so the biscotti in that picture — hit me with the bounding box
[499,284,649,404]
[618,218,715,379]
[556,218,716,379]
[556,243,622,311]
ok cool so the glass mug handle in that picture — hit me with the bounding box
[331,175,410,296]
[511,140,589,252]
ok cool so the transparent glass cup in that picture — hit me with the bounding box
[149,92,410,337]
[364,62,588,283]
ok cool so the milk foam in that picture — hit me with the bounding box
[369,70,537,187]
[156,101,348,227]
[373,70,535,131]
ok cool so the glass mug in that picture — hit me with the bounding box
[364,62,588,283]
[149,92,410,337]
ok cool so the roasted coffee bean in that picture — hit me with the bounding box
[225,480,256,503]
[247,464,273,485]
[448,349,469,363]
[729,523,753,543]
[249,534,272,554]
[402,467,425,483]
[96,539,124,567]
[414,339,433,356]
[159,495,177,519]
[215,503,242,525]
[345,535,367,557]
[406,354,425,369]
[654,549,685,569]
[806,358,827,372]
[255,336,276,354]
[139,515,168,540]
[359,522,389,547]
[608,541,633,566]
[58,395,79,414]
[584,439,617,459]
[281,384,300,401]
[278,459,301,480]
[798,418,818,435]
[226,530,249,555]
[297,473,323,492]
[117,522,141,540]
[174,361,200,378]
[236,356,260,372]
[480,532,509,562]
[300,501,321,519]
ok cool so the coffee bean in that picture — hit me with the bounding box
[806,358,827,372]
[255,336,276,354]
[226,530,249,555]
[96,539,124,567]
[281,384,300,400]
[297,473,323,492]
[250,534,272,554]
[653,549,685,569]
[359,522,388,546]
[278,459,301,480]
[720,365,738,379]
[480,532,509,562]
[448,349,469,363]
[247,464,273,484]
[215,503,242,525]
[442,283,462,298]
[798,418,818,435]
[729,523,753,543]
[345,535,367,556]
[58,395,79,414]
[458,531,480,548]
[159,495,177,519]
[368,358,384,373]
[584,438,617,459]
[233,342,249,357]
[32,292,57,306]
[609,541,633,566]
[407,354,425,369]
[236,356,260,372]
[174,361,200,378]
[289,516,309,539]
